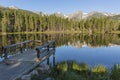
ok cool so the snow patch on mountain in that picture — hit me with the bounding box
[8,5,18,10]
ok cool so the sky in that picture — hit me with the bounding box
[0,0,120,14]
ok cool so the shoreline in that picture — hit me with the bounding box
[1,31,120,35]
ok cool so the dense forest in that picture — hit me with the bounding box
[0,7,120,34]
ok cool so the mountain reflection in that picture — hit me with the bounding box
[0,33,120,55]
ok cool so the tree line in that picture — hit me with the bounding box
[0,7,120,33]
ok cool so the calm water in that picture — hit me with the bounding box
[1,33,120,67]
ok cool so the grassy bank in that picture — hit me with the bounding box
[0,31,113,35]
[1,30,120,35]
[1,31,82,35]
[29,61,120,80]
[49,61,120,80]
[28,61,120,80]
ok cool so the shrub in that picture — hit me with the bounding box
[56,62,68,72]
[91,65,109,80]
[111,64,120,80]
[79,63,89,71]
[72,61,80,71]
[92,64,107,73]
[50,61,120,80]
[72,62,89,71]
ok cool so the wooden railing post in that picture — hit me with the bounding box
[47,44,49,54]
[36,48,40,59]
[47,58,50,65]
[53,42,55,51]
[20,44,23,53]
[53,52,55,66]
[4,48,7,59]
[53,41,55,66]
[35,40,56,63]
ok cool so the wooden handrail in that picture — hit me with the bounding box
[2,40,55,60]
[3,40,33,49]
[3,40,34,59]
[36,40,55,59]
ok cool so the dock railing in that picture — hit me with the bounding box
[36,40,55,59]
[2,40,39,59]
[2,40,55,60]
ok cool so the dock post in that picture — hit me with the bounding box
[47,45,49,54]
[53,52,55,66]
[4,48,7,59]
[53,41,55,51]
[47,58,49,65]
[36,49,40,59]
[20,44,23,53]
[53,41,56,66]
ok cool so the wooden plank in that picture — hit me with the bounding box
[0,40,56,80]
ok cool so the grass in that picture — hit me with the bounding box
[49,61,120,80]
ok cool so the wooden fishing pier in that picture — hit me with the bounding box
[0,40,56,80]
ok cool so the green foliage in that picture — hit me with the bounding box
[72,62,89,72]
[31,74,40,80]
[91,65,109,80]
[92,65,107,73]
[61,71,80,80]
[79,63,89,71]
[51,61,120,80]
[22,62,120,80]
[72,61,80,71]
[57,62,68,72]
[111,64,120,80]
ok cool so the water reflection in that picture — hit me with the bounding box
[0,33,120,67]
[0,33,120,55]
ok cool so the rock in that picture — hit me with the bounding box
[37,65,50,73]
[29,70,39,76]
[21,75,31,80]
[3,60,16,65]
[40,64,50,70]
[44,77,54,80]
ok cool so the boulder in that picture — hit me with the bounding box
[29,70,39,76]
[37,65,50,73]
[44,77,54,80]
[21,75,31,80]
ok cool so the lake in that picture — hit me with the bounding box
[0,33,120,68]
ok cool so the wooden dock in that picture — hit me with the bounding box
[0,40,55,80]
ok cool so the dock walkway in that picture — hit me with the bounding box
[0,40,55,80]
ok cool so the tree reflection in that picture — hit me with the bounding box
[0,33,120,55]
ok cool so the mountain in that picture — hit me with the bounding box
[52,11,118,20]
[8,5,18,10]
[1,5,120,20]
[53,12,68,18]
[68,11,83,20]
[87,11,117,18]
[32,11,46,15]
[87,11,107,19]
[66,11,117,20]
